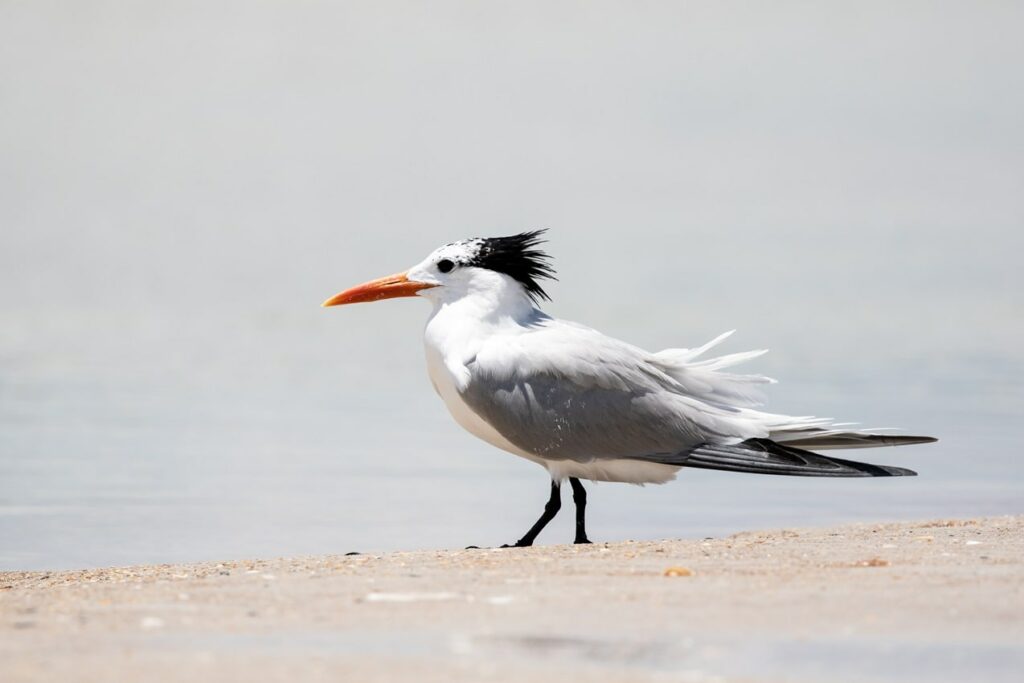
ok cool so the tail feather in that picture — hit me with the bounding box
[650,331,937,455]
[659,329,736,364]
[688,348,769,371]
[778,433,937,450]
[651,331,775,408]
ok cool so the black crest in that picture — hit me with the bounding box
[467,230,556,302]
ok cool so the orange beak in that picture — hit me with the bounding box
[321,271,437,307]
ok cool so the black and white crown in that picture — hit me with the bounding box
[451,230,557,302]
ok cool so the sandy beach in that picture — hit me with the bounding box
[2,516,1021,683]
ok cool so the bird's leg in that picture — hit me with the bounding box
[503,480,561,548]
[568,477,592,544]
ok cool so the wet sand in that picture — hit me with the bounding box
[2,516,1021,682]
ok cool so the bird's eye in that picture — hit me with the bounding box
[437,259,455,273]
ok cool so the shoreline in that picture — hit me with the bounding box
[3,515,1022,682]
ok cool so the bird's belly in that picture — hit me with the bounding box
[545,459,681,485]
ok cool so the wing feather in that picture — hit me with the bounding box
[634,439,918,477]
[461,322,763,461]
[459,321,932,468]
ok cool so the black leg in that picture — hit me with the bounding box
[568,477,592,544]
[503,480,561,548]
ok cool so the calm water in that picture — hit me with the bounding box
[1,293,1020,570]
[2,2,1022,570]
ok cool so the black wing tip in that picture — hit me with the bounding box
[890,435,938,446]
[875,465,918,477]
[822,455,918,477]
[657,439,923,478]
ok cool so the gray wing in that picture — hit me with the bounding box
[459,320,759,462]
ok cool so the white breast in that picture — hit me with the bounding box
[422,294,545,467]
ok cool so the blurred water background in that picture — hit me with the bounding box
[1,1,1021,570]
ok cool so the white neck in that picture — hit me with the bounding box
[418,271,546,459]
[420,270,546,389]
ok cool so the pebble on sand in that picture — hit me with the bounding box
[663,566,694,577]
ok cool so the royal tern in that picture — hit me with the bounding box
[323,231,935,547]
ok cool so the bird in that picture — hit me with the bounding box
[322,230,935,547]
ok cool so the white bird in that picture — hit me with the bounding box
[323,231,935,546]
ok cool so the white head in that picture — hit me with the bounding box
[322,231,555,310]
